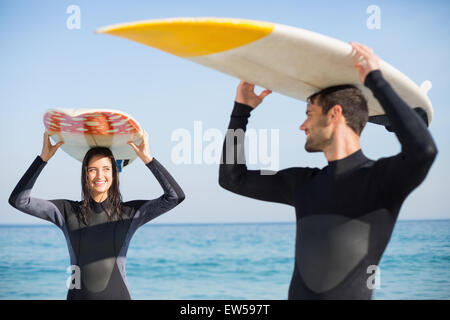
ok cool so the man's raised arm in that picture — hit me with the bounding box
[219,81,311,206]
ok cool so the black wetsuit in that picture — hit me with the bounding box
[9,157,185,300]
[219,70,437,299]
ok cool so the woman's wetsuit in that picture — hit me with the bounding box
[219,70,437,299]
[9,157,185,300]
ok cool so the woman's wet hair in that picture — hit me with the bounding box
[307,85,369,136]
[80,147,123,225]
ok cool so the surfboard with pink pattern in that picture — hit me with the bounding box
[43,109,143,171]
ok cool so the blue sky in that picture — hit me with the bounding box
[1,0,449,224]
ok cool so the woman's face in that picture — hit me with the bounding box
[87,155,113,201]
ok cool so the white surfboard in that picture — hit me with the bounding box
[97,17,433,128]
[43,109,143,171]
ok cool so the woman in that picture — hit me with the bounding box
[8,131,185,300]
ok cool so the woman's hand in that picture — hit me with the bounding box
[350,42,381,84]
[235,81,272,109]
[40,131,64,162]
[128,130,153,164]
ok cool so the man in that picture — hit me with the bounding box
[218,43,437,299]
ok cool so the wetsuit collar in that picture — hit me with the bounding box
[326,149,369,176]
[91,197,109,214]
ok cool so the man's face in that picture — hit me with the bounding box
[299,102,333,152]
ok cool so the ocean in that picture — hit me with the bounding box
[0,220,449,300]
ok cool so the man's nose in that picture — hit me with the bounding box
[300,121,307,131]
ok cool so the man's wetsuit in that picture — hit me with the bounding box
[9,157,185,300]
[219,70,437,299]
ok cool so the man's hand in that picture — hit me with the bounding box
[350,42,381,84]
[236,81,272,109]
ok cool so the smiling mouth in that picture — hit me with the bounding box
[94,181,106,186]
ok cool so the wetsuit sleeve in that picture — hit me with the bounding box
[365,70,438,206]
[125,158,185,228]
[219,102,315,206]
[8,156,66,229]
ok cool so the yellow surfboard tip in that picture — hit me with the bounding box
[97,17,274,57]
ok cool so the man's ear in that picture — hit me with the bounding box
[329,104,343,120]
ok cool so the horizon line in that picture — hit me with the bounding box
[0,218,449,227]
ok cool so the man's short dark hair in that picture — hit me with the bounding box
[307,85,369,135]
